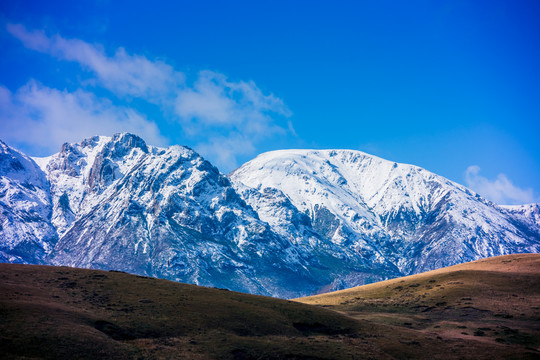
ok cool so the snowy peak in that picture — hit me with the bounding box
[108,133,149,156]
[232,149,448,238]
[0,140,47,186]
[231,148,540,276]
[233,149,468,210]
[0,140,56,263]
[1,134,325,297]
[33,134,179,235]
[232,148,480,221]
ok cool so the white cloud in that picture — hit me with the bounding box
[465,165,537,205]
[176,70,290,133]
[7,23,184,102]
[0,81,168,154]
[175,71,292,170]
[196,134,256,172]
[6,24,294,169]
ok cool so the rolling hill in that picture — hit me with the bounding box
[296,253,540,359]
[1,254,539,359]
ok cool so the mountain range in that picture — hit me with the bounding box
[1,133,539,297]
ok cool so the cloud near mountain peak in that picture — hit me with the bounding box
[4,23,293,170]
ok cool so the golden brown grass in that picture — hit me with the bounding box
[1,254,539,359]
[296,254,540,359]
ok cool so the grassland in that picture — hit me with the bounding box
[0,254,538,359]
[296,253,540,359]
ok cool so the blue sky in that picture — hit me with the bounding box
[0,0,539,205]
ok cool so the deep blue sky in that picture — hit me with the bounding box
[0,0,539,204]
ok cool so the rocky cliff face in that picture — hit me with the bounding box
[1,135,539,297]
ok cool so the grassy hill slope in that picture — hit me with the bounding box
[296,254,540,358]
[1,254,539,359]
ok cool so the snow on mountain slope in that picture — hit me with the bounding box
[33,136,111,236]
[232,182,400,292]
[27,134,325,297]
[230,149,540,277]
[499,203,540,238]
[0,140,56,263]
[1,135,539,297]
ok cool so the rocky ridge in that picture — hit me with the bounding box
[230,149,540,279]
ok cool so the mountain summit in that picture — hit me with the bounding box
[230,149,540,281]
[33,134,324,297]
[1,135,539,297]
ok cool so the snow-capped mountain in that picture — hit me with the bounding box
[1,134,329,297]
[0,140,56,263]
[230,149,540,277]
[1,135,539,297]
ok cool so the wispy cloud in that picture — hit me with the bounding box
[0,81,167,154]
[465,165,537,205]
[6,23,184,102]
[176,70,291,128]
[5,24,293,170]
[196,134,256,172]
[175,71,291,169]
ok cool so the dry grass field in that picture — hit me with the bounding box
[296,253,540,359]
[0,254,539,359]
